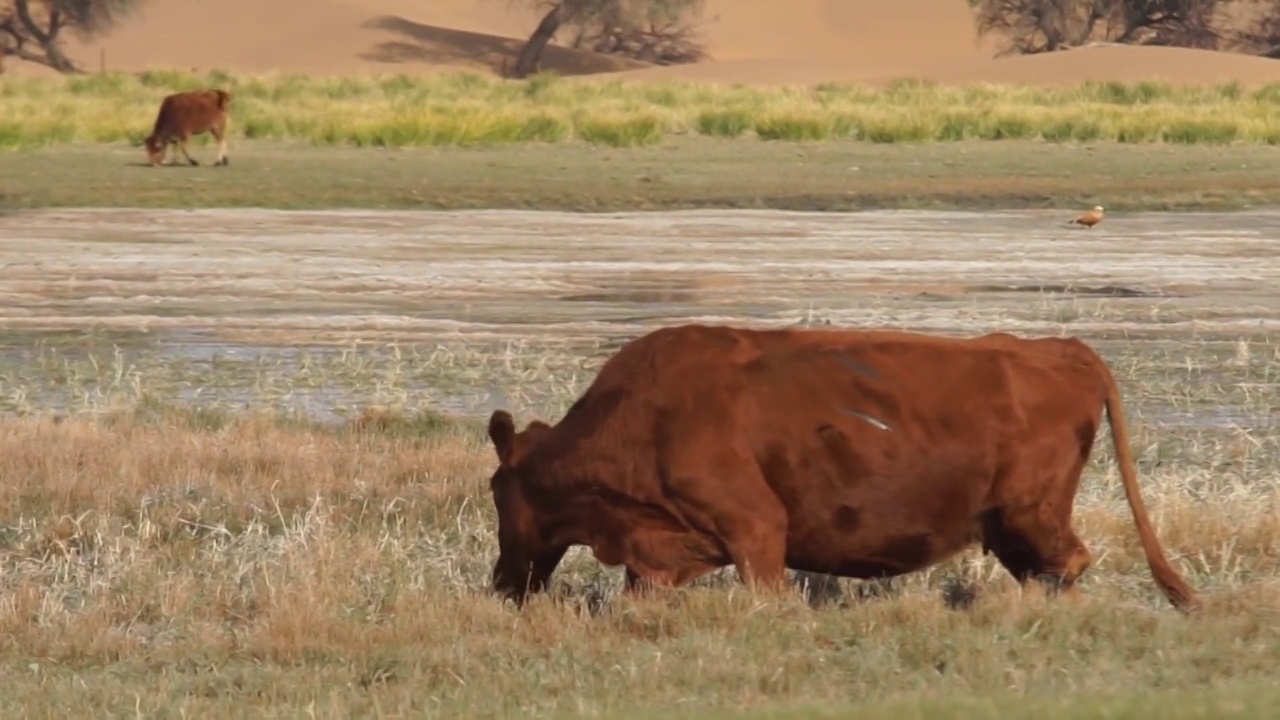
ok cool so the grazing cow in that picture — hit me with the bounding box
[143,88,231,167]
[485,323,1198,613]
[1069,205,1105,228]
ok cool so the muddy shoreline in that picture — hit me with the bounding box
[2,207,1277,424]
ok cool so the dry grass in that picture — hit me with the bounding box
[0,332,1277,717]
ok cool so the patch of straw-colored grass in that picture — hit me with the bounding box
[754,113,834,141]
[2,70,1280,148]
[0,330,1276,715]
[695,108,754,137]
[574,113,666,146]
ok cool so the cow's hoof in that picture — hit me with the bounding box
[189,159,200,166]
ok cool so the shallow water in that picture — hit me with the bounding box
[1,207,1278,424]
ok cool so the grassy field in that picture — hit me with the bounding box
[2,71,1280,148]
[2,68,1278,717]
[4,139,1280,211]
[0,330,1276,717]
[4,70,1280,212]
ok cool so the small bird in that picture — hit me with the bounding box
[1068,205,1105,229]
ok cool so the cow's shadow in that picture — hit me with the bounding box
[123,162,225,169]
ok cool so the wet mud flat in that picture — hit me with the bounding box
[1,207,1278,426]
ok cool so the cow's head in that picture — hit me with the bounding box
[486,409,558,606]
[143,134,165,166]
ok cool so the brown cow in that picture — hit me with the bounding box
[143,88,231,167]
[485,323,1199,613]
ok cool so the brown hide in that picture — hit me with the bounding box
[143,89,231,167]
[486,324,1198,612]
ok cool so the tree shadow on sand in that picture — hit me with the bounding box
[358,15,650,77]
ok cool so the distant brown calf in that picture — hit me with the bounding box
[144,89,231,167]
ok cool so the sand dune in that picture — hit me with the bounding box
[693,0,995,64]
[924,44,1280,87]
[5,0,1275,87]
[605,44,1280,87]
[49,0,642,77]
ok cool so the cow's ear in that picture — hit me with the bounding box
[488,410,517,466]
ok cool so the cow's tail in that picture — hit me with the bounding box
[213,89,231,110]
[1100,359,1199,612]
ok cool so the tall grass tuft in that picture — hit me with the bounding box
[695,108,753,137]
[754,113,832,141]
[574,114,665,147]
[2,70,1280,148]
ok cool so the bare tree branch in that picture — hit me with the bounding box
[1233,0,1280,57]
[973,0,1227,55]
[502,0,706,78]
[1,0,145,74]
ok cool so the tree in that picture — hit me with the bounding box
[974,0,1107,54]
[504,0,706,79]
[0,0,144,74]
[1109,0,1221,48]
[1234,0,1280,57]
[973,0,1224,55]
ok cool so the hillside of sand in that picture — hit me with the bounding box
[11,0,1280,87]
[36,0,644,78]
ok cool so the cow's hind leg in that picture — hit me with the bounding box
[981,505,1093,600]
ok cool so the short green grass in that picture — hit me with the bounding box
[3,138,1279,211]
[2,70,1280,148]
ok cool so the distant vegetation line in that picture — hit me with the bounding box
[2,70,1279,148]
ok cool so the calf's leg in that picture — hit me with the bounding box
[176,133,199,166]
[980,448,1096,602]
[212,120,229,166]
[166,140,183,165]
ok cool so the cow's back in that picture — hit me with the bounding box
[545,325,1104,471]
[152,90,229,137]
[546,324,1028,463]
[533,325,1021,523]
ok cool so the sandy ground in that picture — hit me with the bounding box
[2,208,1278,346]
[5,0,1275,87]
